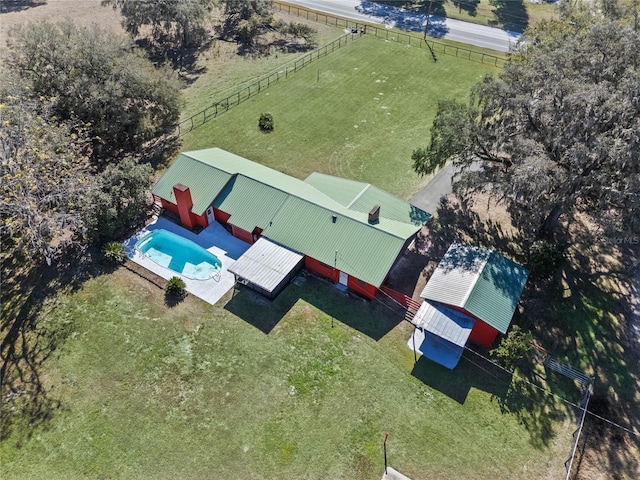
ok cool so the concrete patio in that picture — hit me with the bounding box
[123,216,250,305]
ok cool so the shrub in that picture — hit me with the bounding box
[165,276,186,298]
[258,112,274,132]
[102,241,127,264]
[490,325,534,371]
[526,240,565,279]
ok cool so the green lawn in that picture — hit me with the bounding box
[181,34,497,200]
[0,269,574,479]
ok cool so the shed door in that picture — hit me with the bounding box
[206,206,215,224]
[339,271,348,286]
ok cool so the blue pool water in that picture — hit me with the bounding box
[135,229,222,280]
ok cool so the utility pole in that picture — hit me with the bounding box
[423,0,437,62]
[424,0,433,40]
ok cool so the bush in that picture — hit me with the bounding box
[526,240,565,279]
[102,241,127,264]
[490,325,534,371]
[258,112,274,132]
[165,276,186,298]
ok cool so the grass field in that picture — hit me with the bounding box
[0,269,575,480]
[181,34,497,199]
[3,3,638,479]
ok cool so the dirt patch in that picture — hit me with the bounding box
[385,191,518,302]
[0,0,124,58]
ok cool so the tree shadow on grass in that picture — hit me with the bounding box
[137,37,211,82]
[489,0,529,34]
[224,274,401,340]
[573,396,640,479]
[411,349,571,447]
[0,0,46,14]
[519,215,640,474]
[0,247,106,445]
[411,354,508,404]
[451,0,481,17]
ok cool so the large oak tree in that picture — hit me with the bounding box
[9,21,181,160]
[413,9,640,240]
[102,0,216,51]
[0,74,94,264]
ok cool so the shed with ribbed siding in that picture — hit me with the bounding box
[419,243,529,348]
[150,148,430,299]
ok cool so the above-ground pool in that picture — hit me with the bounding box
[135,229,222,280]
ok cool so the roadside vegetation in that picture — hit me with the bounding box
[1,1,638,479]
[375,0,558,32]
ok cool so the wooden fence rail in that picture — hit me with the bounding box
[274,0,508,68]
[177,32,361,136]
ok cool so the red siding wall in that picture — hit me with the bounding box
[441,304,500,348]
[305,257,338,282]
[160,199,208,229]
[304,257,378,299]
[214,208,231,223]
[346,276,377,299]
[192,212,208,229]
[231,225,254,244]
[468,319,500,348]
[161,199,179,216]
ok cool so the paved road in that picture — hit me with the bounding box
[284,0,520,52]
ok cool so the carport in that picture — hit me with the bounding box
[408,301,475,369]
[228,237,304,299]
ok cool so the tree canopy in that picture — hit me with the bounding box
[0,74,94,264]
[9,21,182,160]
[413,10,640,240]
[102,0,215,52]
[219,0,316,52]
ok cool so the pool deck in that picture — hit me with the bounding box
[123,216,250,305]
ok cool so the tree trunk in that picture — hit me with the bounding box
[539,204,563,239]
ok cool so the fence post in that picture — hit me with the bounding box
[383,433,389,475]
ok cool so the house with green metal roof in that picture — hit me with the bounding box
[151,148,430,299]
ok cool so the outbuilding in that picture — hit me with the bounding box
[410,243,529,368]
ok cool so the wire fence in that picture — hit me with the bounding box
[274,0,509,67]
[177,32,360,136]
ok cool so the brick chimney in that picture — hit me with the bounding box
[368,205,380,223]
[173,183,195,229]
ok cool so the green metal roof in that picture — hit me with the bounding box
[420,243,529,334]
[304,173,369,207]
[263,196,410,287]
[464,251,530,334]
[151,152,232,215]
[152,148,427,286]
[214,175,288,232]
[305,172,431,225]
